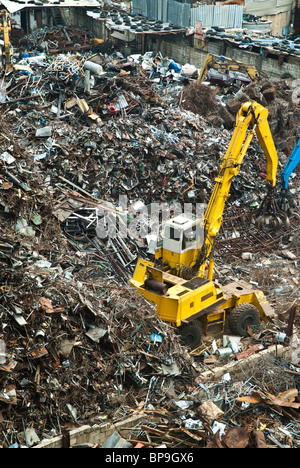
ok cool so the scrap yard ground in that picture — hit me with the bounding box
[0,8,299,449]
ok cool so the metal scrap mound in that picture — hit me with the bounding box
[0,261,197,444]
[223,79,300,155]
[180,82,219,118]
[0,48,299,448]
[181,79,300,155]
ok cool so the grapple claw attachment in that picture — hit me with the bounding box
[251,187,290,231]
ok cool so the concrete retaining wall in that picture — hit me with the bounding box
[198,344,291,382]
[147,36,300,79]
[35,413,149,448]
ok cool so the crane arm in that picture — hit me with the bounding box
[197,54,213,83]
[196,101,280,278]
[197,54,267,84]
[281,139,300,191]
[0,10,13,73]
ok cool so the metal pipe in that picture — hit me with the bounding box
[144,279,168,296]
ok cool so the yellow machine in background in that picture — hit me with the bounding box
[130,101,289,348]
[0,10,13,73]
[197,53,267,85]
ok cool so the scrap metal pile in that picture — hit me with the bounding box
[107,353,300,449]
[203,26,300,57]
[0,37,299,447]
[181,79,300,155]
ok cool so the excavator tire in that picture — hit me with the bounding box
[178,321,203,350]
[229,303,260,336]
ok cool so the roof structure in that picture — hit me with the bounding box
[0,0,100,14]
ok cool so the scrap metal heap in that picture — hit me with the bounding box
[0,29,299,447]
[181,79,300,156]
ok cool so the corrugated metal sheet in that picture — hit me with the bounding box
[132,0,147,16]
[147,0,158,20]
[132,0,241,28]
[234,5,243,28]
[167,0,191,28]
[213,6,223,27]
[132,0,191,27]
[162,0,168,22]
[206,5,214,26]
[157,0,163,21]
[190,4,243,28]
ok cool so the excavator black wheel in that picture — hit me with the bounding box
[178,321,203,350]
[228,303,260,336]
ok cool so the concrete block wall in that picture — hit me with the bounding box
[147,36,208,69]
[147,36,300,79]
[35,413,149,448]
[227,46,300,79]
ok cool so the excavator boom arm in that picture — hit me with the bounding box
[198,101,278,277]
[197,53,267,84]
[281,139,300,191]
[0,9,13,73]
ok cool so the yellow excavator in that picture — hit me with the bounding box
[0,9,13,73]
[197,53,267,86]
[130,101,289,348]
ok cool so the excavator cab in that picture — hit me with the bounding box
[157,215,204,272]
